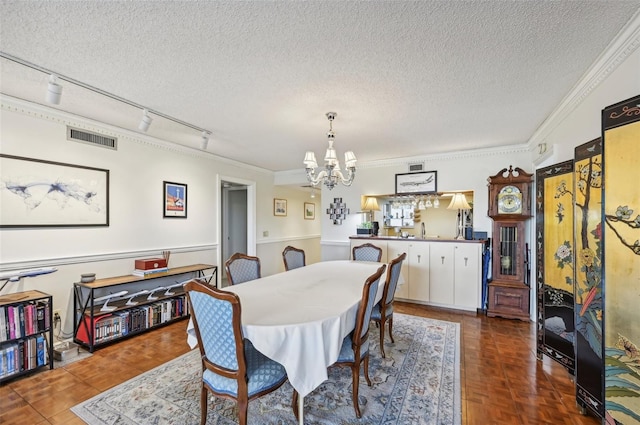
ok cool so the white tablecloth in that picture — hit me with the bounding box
[187,260,386,397]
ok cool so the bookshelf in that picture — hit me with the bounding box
[73,263,215,352]
[0,290,54,383]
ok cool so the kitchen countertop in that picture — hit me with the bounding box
[349,235,487,243]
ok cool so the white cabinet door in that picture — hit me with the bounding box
[408,242,430,302]
[454,243,481,309]
[429,242,455,305]
[387,241,409,298]
[350,239,387,262]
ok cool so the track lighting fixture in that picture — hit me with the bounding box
[201,131,210,150]
[46,74,62,105]
[2,53,214,138]
[138,109,153,132]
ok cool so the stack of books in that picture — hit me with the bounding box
[131,267,169,277]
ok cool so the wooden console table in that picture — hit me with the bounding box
[73,264,215,351]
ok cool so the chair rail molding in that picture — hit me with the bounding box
[0,243,217,272]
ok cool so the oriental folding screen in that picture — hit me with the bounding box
[536,160,575,374]
[573,138,604,419]
[602,94,640,424]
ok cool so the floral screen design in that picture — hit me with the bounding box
[573,139,604,418]
[603,106,640,424]
[536,160,575,373]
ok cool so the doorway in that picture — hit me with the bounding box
[218,176,257,285]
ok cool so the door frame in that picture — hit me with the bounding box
[217,175,257,281]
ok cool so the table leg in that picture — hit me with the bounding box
[298,394,304,425]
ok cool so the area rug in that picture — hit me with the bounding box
[71,313,460,425]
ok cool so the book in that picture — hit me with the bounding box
[36,335,45,366]
[36,303,45,332]
[131,267,169,277]
[7,306,15,340]
[0,306,6,342]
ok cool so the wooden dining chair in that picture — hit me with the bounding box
[185,279,288,425]
[292,263,387,419]
[282,245,306,271]
[225,252,261,285]
[371,252,406,358]
[352,243,383,262]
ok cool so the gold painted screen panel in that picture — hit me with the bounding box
[603,95,640,424]
[536,161,575,372]
[574,138,604,418]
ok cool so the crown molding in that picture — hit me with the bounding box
[0,94,273,175]
[274,143,531,187]
[360,144,530,169]
[527,8,640,149]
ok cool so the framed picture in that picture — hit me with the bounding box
[274,198,287,216]
[304,202,315,220]
[163,181,187,218]
[0,154,109,227]
[395,171,438,194]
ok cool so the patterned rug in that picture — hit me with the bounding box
[71,313,461,425]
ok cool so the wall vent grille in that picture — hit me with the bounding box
[67,127,117,150]
[408,162,424,172]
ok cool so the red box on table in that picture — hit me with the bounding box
[135,258,167,270]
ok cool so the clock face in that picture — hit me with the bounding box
[498,185,522,214]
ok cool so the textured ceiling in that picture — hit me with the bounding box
[1,1,639,171]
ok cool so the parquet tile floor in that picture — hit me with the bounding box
[0,302,600,424]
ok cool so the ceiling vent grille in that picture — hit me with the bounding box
[408,162,424,172]
[67,127,117,150]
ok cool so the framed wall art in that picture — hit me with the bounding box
[274,198,287,216]
[0,154,109,228]
[163,181,187,218]
[327,197,349,225]
[304,202,315,220]
[395,171,437,194]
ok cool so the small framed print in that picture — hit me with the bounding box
[163,181,187,218]
[274,198,287,216]
[304,202,315,220]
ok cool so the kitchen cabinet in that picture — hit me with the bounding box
[454,243,482,309]
[429,243,454,305]
[350,237,483,312]
[407,241,430,302]
[387,241,409,299]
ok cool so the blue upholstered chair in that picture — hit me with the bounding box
[292,264,387,419]
[371,252,406,358]
[282,246,306,271]
[352,243,383,262]
[185,279,288,425]
[225,253,261,285]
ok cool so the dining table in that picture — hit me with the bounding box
[186,259,392,424]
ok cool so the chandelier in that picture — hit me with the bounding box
[303,112,357,190]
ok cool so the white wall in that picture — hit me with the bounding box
[318,146,532,260]
[531,40,640,167]
[256,185,321,276]
[0,98,319,329]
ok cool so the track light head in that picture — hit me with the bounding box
[46,74,62,105]
[138,109,152,132]
[201,131,210,150]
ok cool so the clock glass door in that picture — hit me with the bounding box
[493,221,525,281]
[499,224,517,276]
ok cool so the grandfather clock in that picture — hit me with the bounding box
[487,166,533,321]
